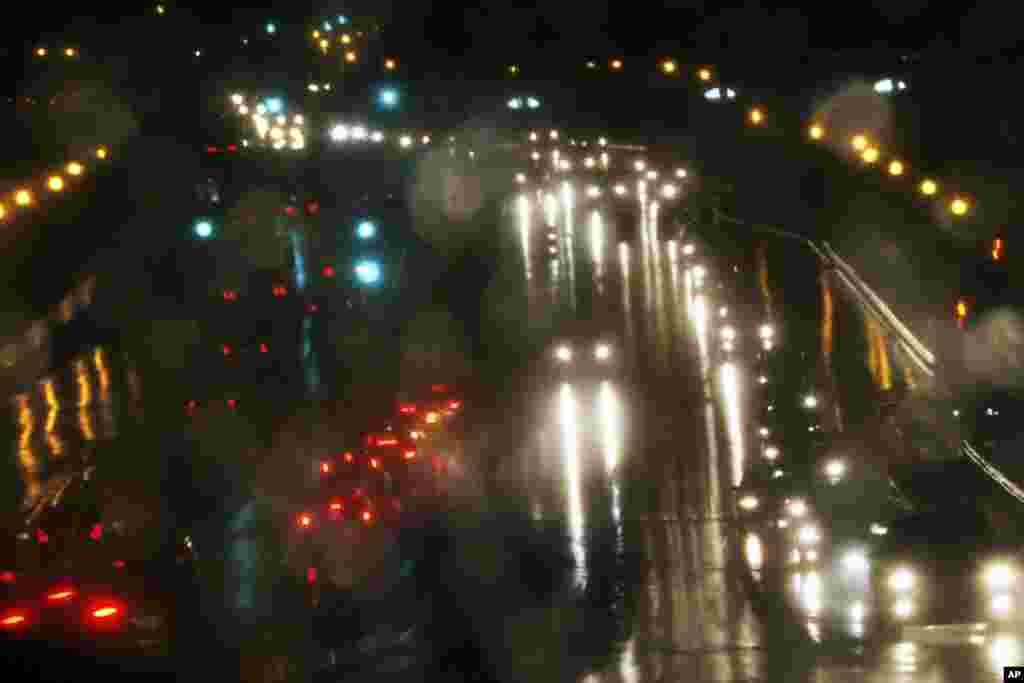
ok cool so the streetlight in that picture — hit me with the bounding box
[920,179,938,196]
[803,394,818,409]
[378,88,399,109]
[888,160,904,176]
[661,59,678,75]
[47,175,64,192]
[861,147,880,164]
[950,197,970,216]
[824,459,846,481]
[808,123,825,140]
[698,68,712,81]
[748,107,764,125]
[193,219,214,239]
[555,345,572,363]
[850,134,868,152]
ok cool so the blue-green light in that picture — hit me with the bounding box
[194,220,214,238]
[357,221,377,239]
[354,260,381,284]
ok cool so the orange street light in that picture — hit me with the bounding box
[808,123,825,140]
[66,162,84,176]
[749,108,764,125]
[851,134,868,152]
[47,176,65,192]
[887,160,904,176]
[698,68,712,81]
[920,179,938,196]
[14,189,33,206]
[950,197,969,216]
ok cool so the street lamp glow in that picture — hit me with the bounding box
[861,147,880,163]
[598,137,608,147]
[14,189,32,206]
[825,459,846,480]
[661,184,678,199]
[808,123,825,140]
[889,568,914,591]
[351,126,367,141]
[384,58,397,70]
[661,59,678,75]
[193,220,214,238]
[613,183,627,196]
[555,345,572,363]
[920,179,938,196]
[646,170,658,180]
[759,324,774,340]
[66,162,83,176]
[549,130,559,140]
[682,243,695,255]
[698,68,712,81]
[329,124,349,141]
[888,160,904,176]
[508,65,519,75]
[379,88,399,108]
[764,446,779,460]
[610,58,623,70]
[47,175,64,192]
[950,197,970,216]
[739,495,759,511]
[230,93,244,106]
[584,157,595,169]
[850,134,868,152]
[586,186,601,198]
[595,343,612,361]
[345,50,357,63]
[803,394,818,409]
[340,34,351,44]
[354,260,381,284]
[675,168,688,178]
[749,107,764,125]
[984,564,1015,590]
[798,526,820,545]
[634,160,646,172]
[356,221,377,240]
[515,173,527,184]
[399,135,413,148]
[720,326,736,342]
[788,499,807,517]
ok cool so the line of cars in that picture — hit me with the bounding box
[290,384,466,588]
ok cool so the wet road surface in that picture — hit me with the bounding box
[6,148,1024,681]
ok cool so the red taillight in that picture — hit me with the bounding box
[227,144,237,152]
[1,571,15,583]
[222,344,232,356]
[46,588,76,603]
[89,523,103,541]
[308,303,319,313]
[322,265,335,278]
[328,499,343,519]
[376,438,398,446]
[273,285,288,297]
[307,567,317,584]
[285,206,298,217]
[112,560,125,570]
[352,488,363,498]
[432,384,447,393]
[298,513,313,529]
[206,145,219,154]
[186,399,199,416]
[227,398,237,409]
[1,609,29,630]
[449,400,461,410]
[369,458,379,469]
[399,403,416,415]
[259,343,268,353]
[223,289,237,301]
[343,452,354,463]
[86,600,124,628]
[305,201,320,216]
[36,529,49,544]
[321,461,333,474]
[361,510,373,524]
[403,449,416,460]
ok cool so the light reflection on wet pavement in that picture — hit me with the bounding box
[513,176,1021,681]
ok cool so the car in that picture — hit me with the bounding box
[869,508,1022,634]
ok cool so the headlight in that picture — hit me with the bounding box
[888,568,915,592]
[984,564,1015,591]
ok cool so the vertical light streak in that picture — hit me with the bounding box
[744,533,764,572]
[15,394,40,506]
[821,270,834,358]
[518,195,532,280]
[720,362,745,488]
[543,193,558,228]
[42,378,63,457]
[559,383,586,587]
[74,358,95,441]
[599,381,622,525]
[590,210,604,285]
[757,243,773,317]
[620,243,635,352]
[94,348,115,438]
[561,181,576,311]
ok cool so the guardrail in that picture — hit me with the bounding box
[961,440,1024,505]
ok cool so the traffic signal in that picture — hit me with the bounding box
[322,265,336,278]
[356,220,376,240]
[285,205,298,217]
[354,259,381,285]
[305,200,320,216]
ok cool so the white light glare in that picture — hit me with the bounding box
[595,344,612,361]
[739,495,759,510]
[889,568,914,591]
[985,564,1015,590]
[555,345,572,362]
[825,460,846,479]
[683,243,695,256]
[843,550,869,574]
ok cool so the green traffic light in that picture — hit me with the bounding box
[194,220,214,238]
